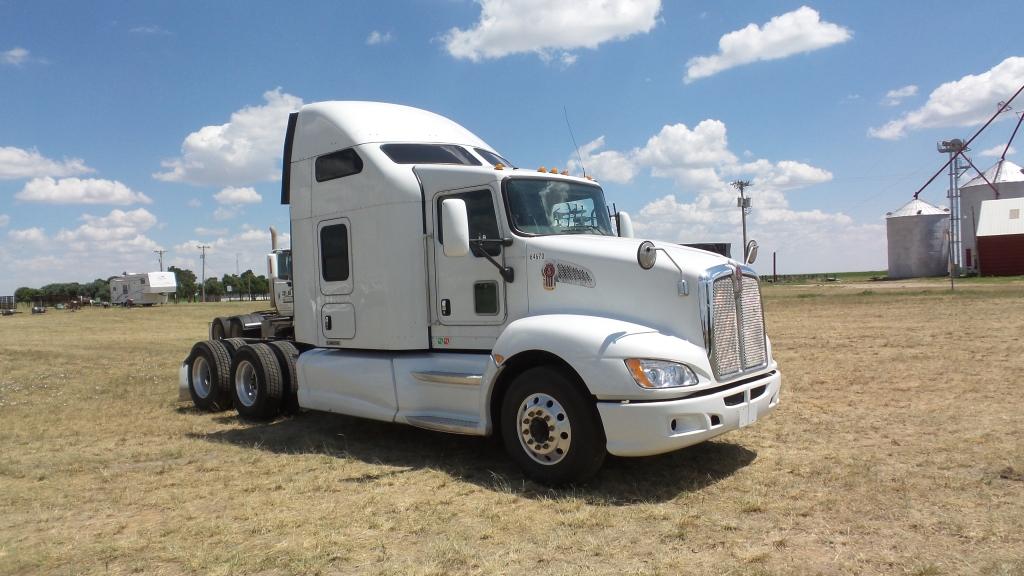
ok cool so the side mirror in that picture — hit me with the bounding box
[617,211,634,238]
[441,198,470,257]
[744,240,758,264]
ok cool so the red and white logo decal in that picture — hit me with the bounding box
[542,262,557,290]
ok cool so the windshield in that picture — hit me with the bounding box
[505,178,614,236]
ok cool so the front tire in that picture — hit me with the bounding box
[230,343,283,421]
[500,366,606,485]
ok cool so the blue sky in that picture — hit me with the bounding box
[1,0,1021,294]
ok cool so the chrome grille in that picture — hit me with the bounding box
[710,278,741,376]
[704,268,767,380]
[740,276,766,369]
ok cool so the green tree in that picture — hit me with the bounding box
[168,266,197,302]
[14,286,42,303]
[252,274,269,299]
[240,269,257,300]
[85,278,109,301]
[221,273,241,300]
[203,277,224,299]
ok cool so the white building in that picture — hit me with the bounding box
[959,159,1024,271]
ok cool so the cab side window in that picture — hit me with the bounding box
[436,190,501,257]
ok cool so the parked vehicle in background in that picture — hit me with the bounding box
[179,101,782,484]
[109,272,177,306]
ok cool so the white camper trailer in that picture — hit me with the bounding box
[179,102,782,484]
[110,272,177,306]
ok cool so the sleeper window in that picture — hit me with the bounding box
[315,149,363,182]
[320,224,350,282]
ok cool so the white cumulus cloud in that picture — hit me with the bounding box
[0,146,94,180]
[563,117,875,271]
[2,47,30,66]
[883,85,918,106]
[869,57,1024,140]
[195,227,228,237]
[54,208,159,252]
[16,177,151,205]
[366,30,392,45]
[443,0,660,63]
[214,186,262,205]
[8,227,47,244]
[154,88,303,186]
[685,6,852,83]
[979,144,1015,158]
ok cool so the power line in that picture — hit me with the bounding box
[153,249,166,271]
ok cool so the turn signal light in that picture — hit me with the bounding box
[494,163,505,170]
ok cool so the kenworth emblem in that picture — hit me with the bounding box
[542,262,557,290]
[732,263,743,295]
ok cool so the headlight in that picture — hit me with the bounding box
[625,359,699,389]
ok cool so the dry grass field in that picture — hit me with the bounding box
[2,282,1023,575]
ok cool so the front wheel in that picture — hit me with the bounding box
[501,366,606,485]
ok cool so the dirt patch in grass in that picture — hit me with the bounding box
[2,292,1023,575]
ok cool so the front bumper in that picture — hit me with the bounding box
[597,369,781,457]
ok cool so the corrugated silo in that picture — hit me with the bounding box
[886,198,949,279]
[959,159,1024,270]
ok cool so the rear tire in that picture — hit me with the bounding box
[500,366,606,486]
[266,340,300,413]
[210,317,226,340]
[227,317,244,338]
[187,340,232,411]
[230,343,283,421]
[220,337,248,356]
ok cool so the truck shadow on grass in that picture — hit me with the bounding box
[191,411,756,505]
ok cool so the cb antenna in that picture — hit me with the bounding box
[564,106,586,178]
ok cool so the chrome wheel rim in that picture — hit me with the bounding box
[191,356,212,399]
[516,393,571,466]
[235,360,259,407]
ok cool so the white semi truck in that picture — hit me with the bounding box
[180,101,782,484]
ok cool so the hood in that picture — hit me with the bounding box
[521,234,739,343]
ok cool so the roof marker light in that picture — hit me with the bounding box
[550,167,559,174]
[538,166,547,172]
[561,169,569,176]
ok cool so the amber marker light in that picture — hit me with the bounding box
[625,359,650,387]
[538,166,547,172]
[494,163,505,170]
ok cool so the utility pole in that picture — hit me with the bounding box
[197,244,211,302]
[153,249,166,271]
[731,180,752,261]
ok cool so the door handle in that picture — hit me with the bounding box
[324,315,332,330]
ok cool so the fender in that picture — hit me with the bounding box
[488,314,717,402]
